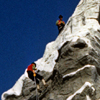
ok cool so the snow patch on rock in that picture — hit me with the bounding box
[66,82,95,100]
[86,95,91,100]
[1,70,27,100]
[63,65,95,78]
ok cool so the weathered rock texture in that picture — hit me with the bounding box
[2,0,100,100]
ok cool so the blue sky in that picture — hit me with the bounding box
[0,0,79,97]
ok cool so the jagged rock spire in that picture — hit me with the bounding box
[2,0,100,100]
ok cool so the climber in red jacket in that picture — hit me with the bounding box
[56,15,65,34]
[27,62,48,93]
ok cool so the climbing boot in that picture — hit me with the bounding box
[44,84,48,88]
[37,84,42,93]
[37,89,42,93]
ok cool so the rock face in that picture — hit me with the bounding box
[2,0,100,100]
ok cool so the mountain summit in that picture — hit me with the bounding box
[2,0,100,100]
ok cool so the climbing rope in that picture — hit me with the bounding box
[34,77,39,100]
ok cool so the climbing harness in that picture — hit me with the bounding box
[34,76,39,100]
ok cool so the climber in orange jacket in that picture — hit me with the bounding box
[27,62,47,93]
[56,15,65,34]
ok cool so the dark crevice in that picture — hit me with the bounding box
[56,41,69,62]
[95,35,100,43]
[97,6,100,24]
[82,15,86,25]
[60,41,69,49]
[96,67,100,75]
[72,42,87,49]
[71,39,87,49]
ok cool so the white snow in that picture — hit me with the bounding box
[63,65,95,78]
[66,82,95,100]
[86,95,91,100]
[1,70,27,100]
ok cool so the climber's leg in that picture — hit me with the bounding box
[35,78,42,93]
[37,84,42,93]
[27,71,34,81]
[36,73,48,87]
[42,79,48,87]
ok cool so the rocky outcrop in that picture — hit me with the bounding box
[2,0,100,100]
